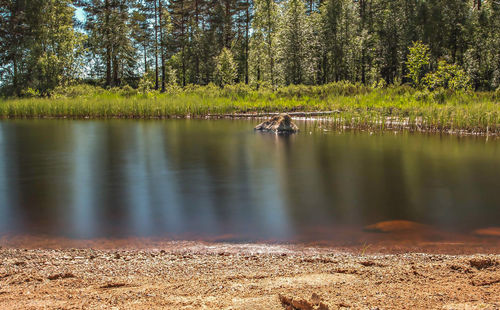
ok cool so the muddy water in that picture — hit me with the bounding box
[0,119,498,246]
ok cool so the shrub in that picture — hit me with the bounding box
[430,88,447,104]
[138,74,154,94]
[423,60,472,91]
[494,86,500,101]
[120,85,138,97]
[414,90,430,102]
[222,83,253,98]
[406,41,430,88]
[51,84,103,98]
[22,87,42,98]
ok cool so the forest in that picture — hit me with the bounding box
[0,0,499,97]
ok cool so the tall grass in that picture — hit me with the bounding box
[0,83,498,135]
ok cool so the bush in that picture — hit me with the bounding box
[51,84,103,98]
[406,41,430,88]
[495,86,500,101]
[22,87,42,98]
[389,84,415,95]
[138,75,154,94]
[414,89,430,102]
[119,85,139,97]
[423,60,472,91]
[222,83,253,98]
[320,81,370,96]
[430,88,447,104]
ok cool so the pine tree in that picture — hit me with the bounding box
[130,4,153,76]
[159,1,172,92]
[249,0,278,87]
[372,0,404,84]
[277,0,308,85]
[486,0,500,88]
[232,0,252,84]
[78,0,136,87]
[0,0,82,95]
[169,0,190,86]
[0,0,28,95]
[319,0,359,83]
[3,0,500,93]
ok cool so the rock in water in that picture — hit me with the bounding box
[254,114,299,133]
[363,220,425,233]
[473,227,500,237]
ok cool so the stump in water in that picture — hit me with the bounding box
[254,114,299,133]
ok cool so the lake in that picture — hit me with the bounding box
[0,119,499,246]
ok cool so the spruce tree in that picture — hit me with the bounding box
[215,47,237,86]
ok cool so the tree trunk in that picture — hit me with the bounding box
[266,0,274,87]
[113,54,119,86]
[257,65,261,90]
[13,58,18,96]
[194,0,200,83]
[144,44,148,74]
[105,0,112,87]
[154,0,159,90]
[181,0,186,86]
[159,0,166,92]
[245,0,249,84]
[225,0,231,48]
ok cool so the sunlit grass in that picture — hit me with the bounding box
[0,84,498,134]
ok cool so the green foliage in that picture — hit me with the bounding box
[406,42,430,88]
[221,83,253,98]
[414,90,430,102]
[22,88,42,98]
[423,60,472,91]
[138,73,155,94]
[0,0,83,96]
[493,86,500,101]
[1,84,497,135]
[3,0,500,96]
[215,48,238,86]
[276,0,308,85]
[249,0,279,86]
[119,85,139,97]
[429,88,447,104]
[51,84,104,98]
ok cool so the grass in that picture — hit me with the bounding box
[0,83,498,135]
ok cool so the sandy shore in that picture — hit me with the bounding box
[0,242,499,309]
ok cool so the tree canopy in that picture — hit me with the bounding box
[1,0,499,96]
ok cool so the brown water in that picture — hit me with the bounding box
[0,119,499,245]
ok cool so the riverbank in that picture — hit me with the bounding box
[0,84,498,135]
[0,243,498,309]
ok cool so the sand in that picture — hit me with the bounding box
[0,241,499,310]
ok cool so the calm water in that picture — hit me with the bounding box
[0,119,499,241]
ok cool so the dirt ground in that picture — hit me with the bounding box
[0,241,499,310]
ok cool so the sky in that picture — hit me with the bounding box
[75,7,85,22]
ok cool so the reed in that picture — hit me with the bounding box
[0,83,498,135]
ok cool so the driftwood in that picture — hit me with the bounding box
[208,111,340,118]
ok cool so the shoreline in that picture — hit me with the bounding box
[0,113,498,137]
[0,242,498,309]
[1,84,498,137]
[1,234,499,255]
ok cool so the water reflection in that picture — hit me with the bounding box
[0,119,499,241]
